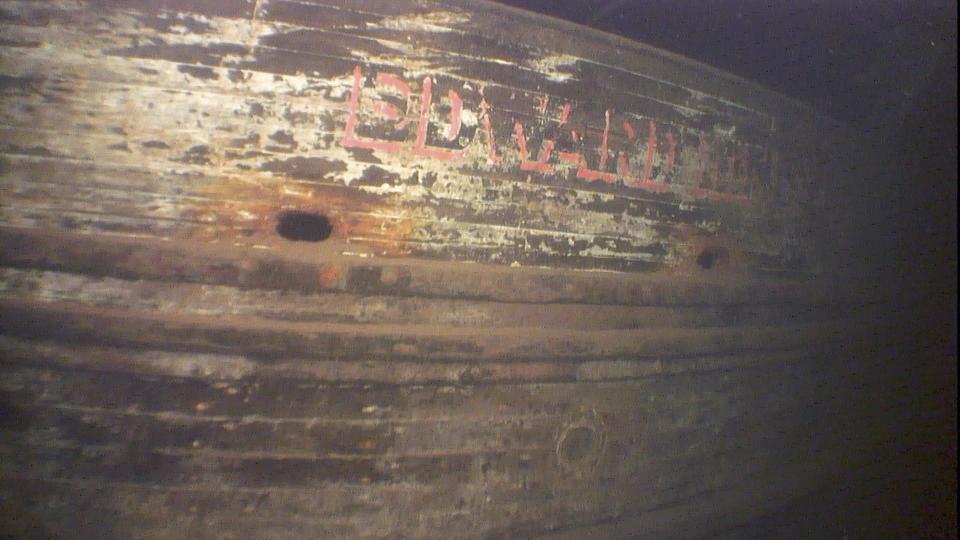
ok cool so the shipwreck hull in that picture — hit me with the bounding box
[0,1,896,538]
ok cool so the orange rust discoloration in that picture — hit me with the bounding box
[318,263,345,289]
[182,175,419,257]
[675,226,752,277]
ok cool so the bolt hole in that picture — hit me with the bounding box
[696,247,727,270]
[276,211,332,242]
[697,250,716,269]
[559,426,595,463]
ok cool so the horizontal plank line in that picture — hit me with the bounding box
[16,401,564,427]
[0,474,433,494]
[0,225,867,307]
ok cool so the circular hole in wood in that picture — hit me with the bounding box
[696,246,727,270]
[697,249,716,269]
[276,211,333,242]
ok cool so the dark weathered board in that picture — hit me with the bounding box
[0,0,891,538]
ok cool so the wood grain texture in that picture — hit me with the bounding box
[0,0,852,274]
[0,0,890,538]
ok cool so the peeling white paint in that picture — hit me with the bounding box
[523,54,580,83]
[369,11,470,34]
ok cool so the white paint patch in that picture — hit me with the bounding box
[371,11,470,33]
[460,108,478,128]
[524,54,581,83]
[713,123,737,137]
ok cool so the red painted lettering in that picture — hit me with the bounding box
[479,97,500,164]
[559,102,572,125]
[576,109,616,182]
[445,89,463,141]
[664,130,677,176]
[340,65,761,205]
[343,65,403,153]
[697,133,710,187]
[374,72,410,129]
[514,121,554,173]
[641,120,657,184]
[414,77,467,160]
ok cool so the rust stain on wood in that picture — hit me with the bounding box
[0,0,835,274]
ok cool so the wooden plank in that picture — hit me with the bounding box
[0,0,826,273]
[0,355,860,538]
[0,0,890,538]
[0,268,855,329]
[0,227,869,306]
[0,297,869,361]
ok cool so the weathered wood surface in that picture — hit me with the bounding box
[0,0,853,275]
[0,0,885,538]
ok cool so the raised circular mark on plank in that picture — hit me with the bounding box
[558,426,597,463]
[556,409,607,476]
